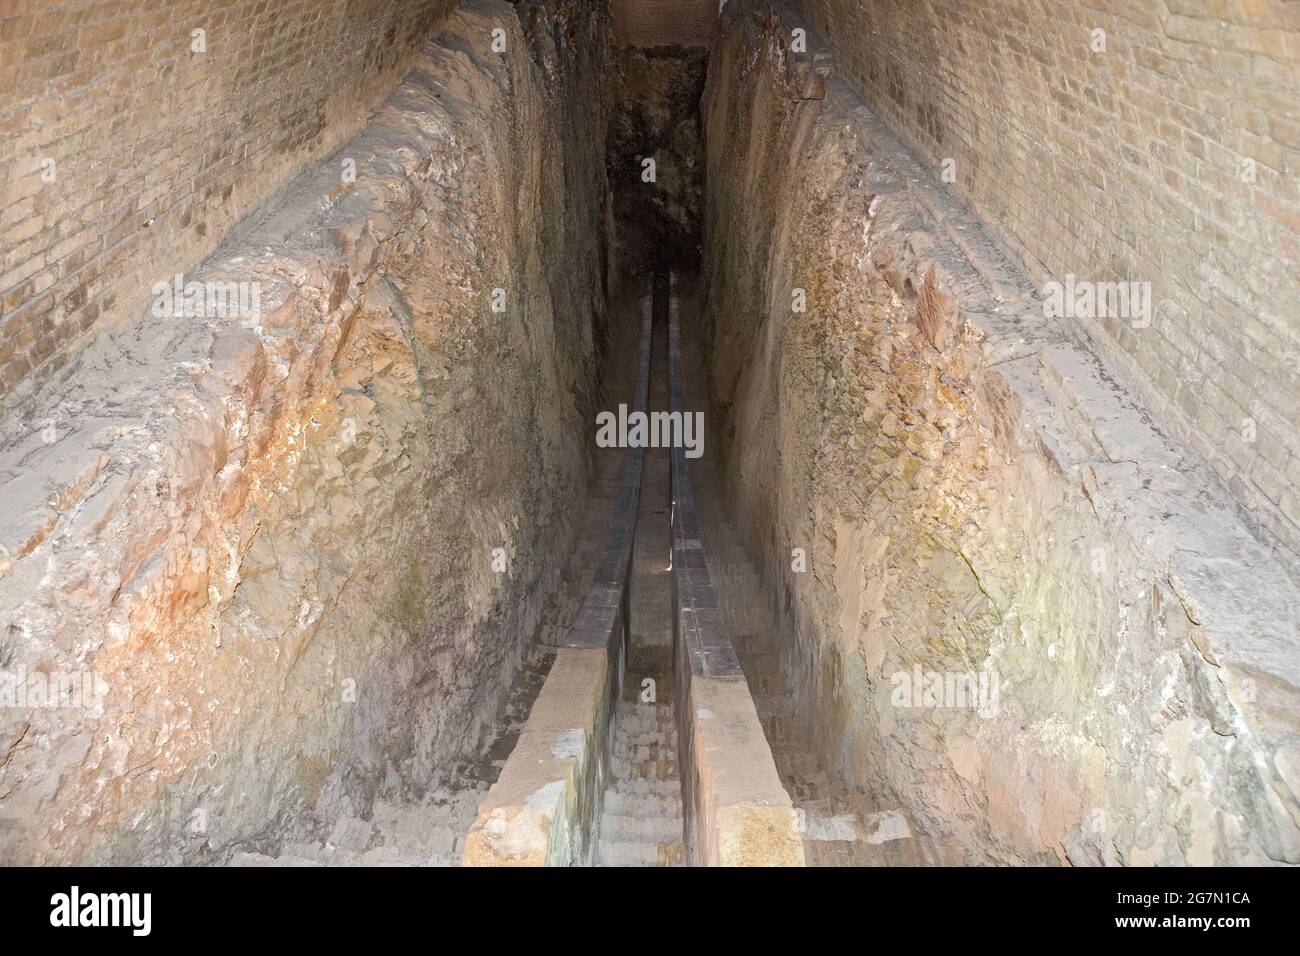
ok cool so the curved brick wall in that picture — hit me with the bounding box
[0,0,456,410]
[784,0,1300,550]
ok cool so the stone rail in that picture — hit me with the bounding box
[462,292,654,866]
[666,272,805,867]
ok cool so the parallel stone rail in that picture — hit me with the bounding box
[464,272,802,865]
[666,273,805,867]
[463,293,653,866]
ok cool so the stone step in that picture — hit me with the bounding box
[613,717,677,732]
[612,730,676,745]
[612,736,677,752]
[610,764,678,784]
[606,782,684,803]
[598,811,684,843]
[595,838,686,867]
[609,741,677,760]
[612,717,674,733]
[602,789,683,816]
[614,730,676,741]
[612,740,679,756]
[612,748,678,767]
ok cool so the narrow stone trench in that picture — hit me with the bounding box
[677,272,962,865]
[0,0,1296,876]
[592,275,686,867]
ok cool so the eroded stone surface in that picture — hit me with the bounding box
[0,0,615,865]
[462,645,614,867]
[608,45,708,272]
[702,0,1300,866]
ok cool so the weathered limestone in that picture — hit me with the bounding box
[462,645,617,866]
[0,0,615,865]
[4,0,1292,871]
[703,0,1300,865]
[465,285,649,866]
[677,675,805,866]
[608,46,709,272]
[669,284,804,867]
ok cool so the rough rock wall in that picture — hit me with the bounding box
[703,1,1300,865]
[608,45,708,273]
[0,0,615,865]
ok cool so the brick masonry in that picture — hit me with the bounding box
[0,0,456,411]
[784,0,1300,549]
[614,0,717,47]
